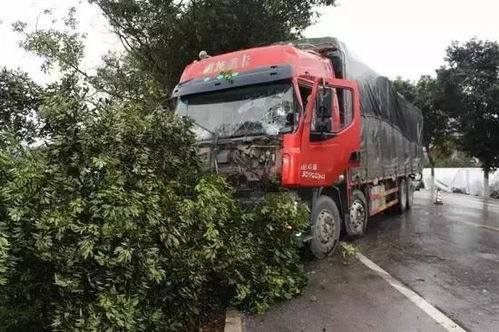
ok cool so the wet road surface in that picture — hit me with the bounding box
[244,190,499,331]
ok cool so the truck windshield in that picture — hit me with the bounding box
[176,81,298,140]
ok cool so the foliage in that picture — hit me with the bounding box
[0,140,11,286]
[0,68,41,288]
[232,193,309,314]
[392,77,417,102]
[433,150,479,168]
[95,53,168,108]
[90,0,337,93]
[393,76,453,173]
[338,242,358,264]
[0,68,41,143]
[0,75,309,330]
[13,9,161,110]
[436,39,499,175]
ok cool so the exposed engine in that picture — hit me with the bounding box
[198,136,282,201]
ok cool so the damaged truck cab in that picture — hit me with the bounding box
[173,37,423,258]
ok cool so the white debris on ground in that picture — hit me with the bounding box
[421,168,499,197]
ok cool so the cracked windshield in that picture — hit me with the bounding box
[176,81,297,140]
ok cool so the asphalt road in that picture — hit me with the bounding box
[244,190,499,332]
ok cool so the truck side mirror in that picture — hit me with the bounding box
[317,89,333,132]
[310,86,335,141]
[318,104,330,118]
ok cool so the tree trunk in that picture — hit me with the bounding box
[428,153,435,191]
[483,167,490,198]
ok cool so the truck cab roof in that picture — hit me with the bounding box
[178,44,335,85]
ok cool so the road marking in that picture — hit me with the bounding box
[356,251,466,332]
[456,220,499,233]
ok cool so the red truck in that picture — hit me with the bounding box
[173,37,423,257]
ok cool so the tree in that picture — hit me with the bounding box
[437,39,499,197]
[90,0,336,94]
[0,69,40,258]
[13,10,169,115]
[393,77,417,102]
[0,85,309,328]
[434,149,479,168]
[0,68,41,144]
[0,7,311,330]
[393,76,452,179]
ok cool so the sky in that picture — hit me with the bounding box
[1,0,499,83]
[305,0,499,79]
[0,0,120,84]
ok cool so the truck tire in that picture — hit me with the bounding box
[406,178,414,210]
[394,178,407,214]
[345,190,368,237]
[310,195,341,258]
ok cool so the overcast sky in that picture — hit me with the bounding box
[305,0,499,80]
[0,0,119,84]
[1,0,499,84]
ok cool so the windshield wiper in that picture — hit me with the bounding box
[193,121,217,139]
[192,121,220,149]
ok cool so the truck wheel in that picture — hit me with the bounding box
[406,178,414,210]
[394,178,407,214]
[310,195,341,258]
[345,190,368,237]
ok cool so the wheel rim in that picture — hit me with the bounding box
[349,200,366,234]
[316,209,337,244]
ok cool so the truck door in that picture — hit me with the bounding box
[297,78,361,187]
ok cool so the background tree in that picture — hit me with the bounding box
[392,77,417,102]
[0,68,41,144]
[0,68,40,259]
[393,75,453,180]
[13,8,167,113]
[434,149,479,168]
[437,39,499,197]
[89,0,336,95]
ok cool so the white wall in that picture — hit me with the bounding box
[422,168,499,196]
